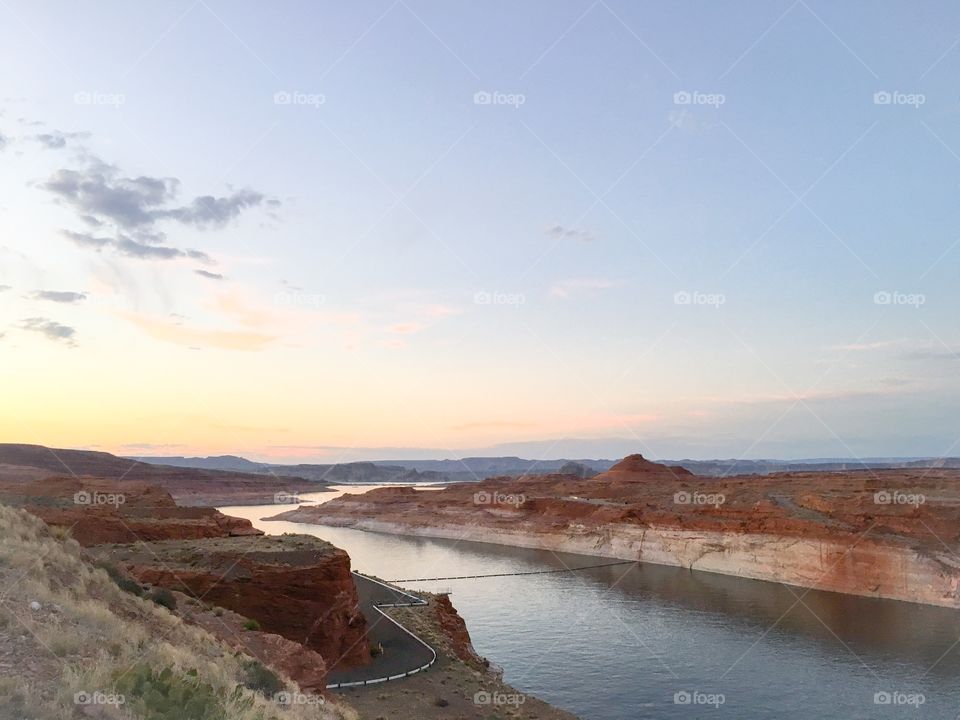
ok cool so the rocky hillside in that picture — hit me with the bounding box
[269,454,960,608]
[2,473,372,681]
[0,503,356,720]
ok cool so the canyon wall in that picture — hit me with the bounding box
[311,517,960,607]
[269,455,960,609]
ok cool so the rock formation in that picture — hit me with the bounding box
[94,535,371,668]
[268,457,960,608]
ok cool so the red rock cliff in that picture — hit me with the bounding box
[97,535,371,669]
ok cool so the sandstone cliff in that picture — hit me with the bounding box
[268,454,960,608]
[93,535,371,669]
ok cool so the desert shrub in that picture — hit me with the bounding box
[147,587,177,611]
[240,660,283,697]
[242,618,260,631]
[114,664,225,720]
[99,562,144,597]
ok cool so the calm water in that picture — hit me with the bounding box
[222,487,960,720]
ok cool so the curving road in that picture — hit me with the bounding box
[325,573,437,688]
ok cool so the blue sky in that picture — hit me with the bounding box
[1,1,959,461]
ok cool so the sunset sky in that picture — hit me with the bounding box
[2,1,959,462]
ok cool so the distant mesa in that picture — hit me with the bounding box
[606,453,691,475]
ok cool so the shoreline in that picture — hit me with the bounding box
[264,513,960,609]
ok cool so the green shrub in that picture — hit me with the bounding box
[147,587,177,611]
[114,664,225,720]
[242,618,260,631]
[240,660,283,697]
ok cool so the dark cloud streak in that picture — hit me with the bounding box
[20,317,77,346]
[31,290,86,303]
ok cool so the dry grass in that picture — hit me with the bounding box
[0,503,357,720]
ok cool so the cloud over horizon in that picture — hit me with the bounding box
[19,317,77,346]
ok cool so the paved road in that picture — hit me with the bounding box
[326,573,436,688]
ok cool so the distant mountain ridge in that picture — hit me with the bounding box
[130,453,960,480]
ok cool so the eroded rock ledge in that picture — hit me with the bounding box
[268,454,960,608]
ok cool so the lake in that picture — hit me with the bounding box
[221,486,960,719]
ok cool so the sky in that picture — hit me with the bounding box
[1,0,959,463]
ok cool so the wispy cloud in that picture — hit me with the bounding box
[546,224,595,242]
[449,420,537,431]
[19,317,77,346]
[42,148,274,263]
[549,277,617,298]
[32,130,90,149]
[117,310,277,351]
[31,290,86,304]
[195,269,224,280]
[388,322,424,335]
